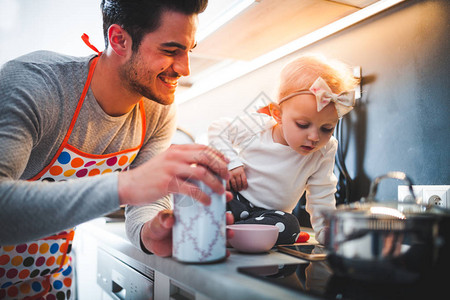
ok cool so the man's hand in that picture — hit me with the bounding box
[227,166,248,191]
[118,144,230,206]
[140,209,174,257]
[141,207,235,257]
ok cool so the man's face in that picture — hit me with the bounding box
[119,10,198,105]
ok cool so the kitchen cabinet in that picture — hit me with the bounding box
[72,223,104,299]
[176,0,405,103]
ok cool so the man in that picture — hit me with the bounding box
[0,0,231,298]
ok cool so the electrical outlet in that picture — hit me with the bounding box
[423,186,449,208]
[398,185,424,204]
[398,185,450,208]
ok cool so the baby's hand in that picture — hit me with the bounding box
[227,166,248,191]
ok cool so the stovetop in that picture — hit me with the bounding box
[238,255,446,299]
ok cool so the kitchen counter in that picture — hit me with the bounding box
[74,218,318,300]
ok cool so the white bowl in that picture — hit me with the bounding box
[227,224,279,253]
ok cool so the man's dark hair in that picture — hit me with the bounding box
[100,0,208,51]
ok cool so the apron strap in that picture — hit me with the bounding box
[28,55,100,181]
[82,33,102,55]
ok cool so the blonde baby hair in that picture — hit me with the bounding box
[277,54,359,102]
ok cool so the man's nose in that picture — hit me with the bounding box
[173,53,190,77]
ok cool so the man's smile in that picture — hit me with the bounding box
[158,74,179,89]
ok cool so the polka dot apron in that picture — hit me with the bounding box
[0,35,146,300]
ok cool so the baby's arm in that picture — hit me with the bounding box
[208,114,273,192]
[208,118,240,167]
[228,166,248,191]
[208,113,274,166]
[305,138,339,244]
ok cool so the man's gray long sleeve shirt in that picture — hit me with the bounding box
[0,51,175,245]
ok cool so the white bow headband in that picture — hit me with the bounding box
[277,77,355,118]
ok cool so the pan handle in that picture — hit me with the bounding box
[365,171,417,204]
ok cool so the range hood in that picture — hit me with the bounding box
[176,0,405,103]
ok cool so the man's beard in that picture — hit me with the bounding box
[119,53,175,105]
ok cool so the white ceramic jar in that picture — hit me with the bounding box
[172,179,226,263]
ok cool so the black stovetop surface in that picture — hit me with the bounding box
[238,257,446,299]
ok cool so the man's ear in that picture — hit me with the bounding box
[108,24,132,57]
[270,103,282,124]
